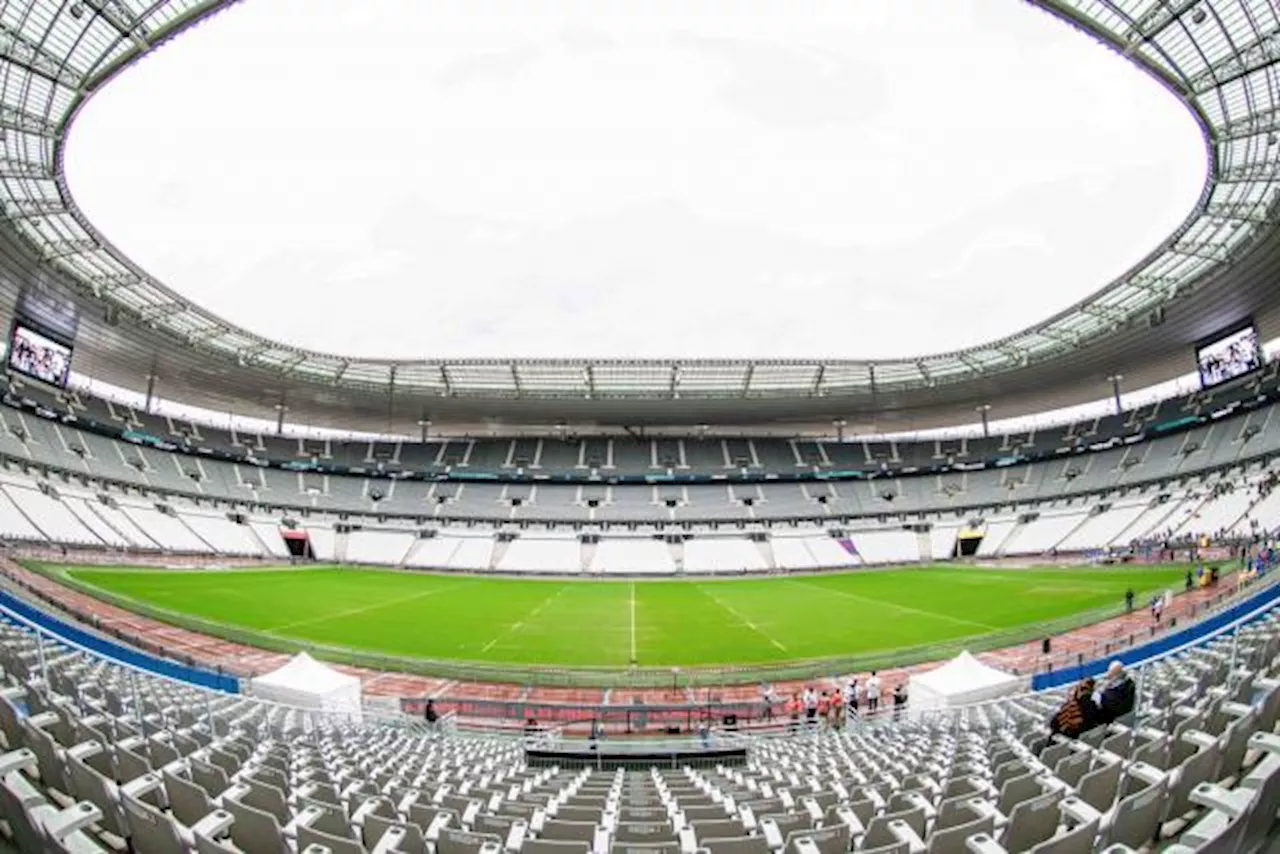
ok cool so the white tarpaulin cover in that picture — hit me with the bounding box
[908,651,1024,716]
[249,652,362,720]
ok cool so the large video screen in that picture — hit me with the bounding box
[1197,323,1262,388]
[7,322,72,388]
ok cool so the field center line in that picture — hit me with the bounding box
[695,584,788,652]
[265,581,470,633]
[480,585,569,654]
[630,581,638,663]
[785,578,997,630]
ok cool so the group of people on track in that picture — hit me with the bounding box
[766,672,907,730]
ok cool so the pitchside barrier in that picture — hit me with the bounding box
[0,586,240,693]
[1030,575,1280,691]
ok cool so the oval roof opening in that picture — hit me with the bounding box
[65,0,1206,362]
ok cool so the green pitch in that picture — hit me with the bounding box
[57,564,1188,670]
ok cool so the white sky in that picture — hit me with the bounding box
[65,0,1207,361]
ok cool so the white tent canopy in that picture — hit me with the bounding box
[908,651,1025,717]
[248,652,363,720]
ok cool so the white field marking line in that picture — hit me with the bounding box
[696,585,788,652]
[265,581,471,633]
[630,581,638,662]
[480,585,570,654]
[785,578,997,631]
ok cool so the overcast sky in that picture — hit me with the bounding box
[65,0,1206,362]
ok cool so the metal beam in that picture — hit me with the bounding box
[997,344,1028,365]
[1204,200,1276,224]
[185,325,230,346]
[811,363,826,395]
[85,271,141,295]
[1127,273,1182,293]
[41,238,96,261]
[1080,303,1129,325]
[1124,0,1205,44]
[584,364,595,398]
[78,1,151,50]
[0,157,49,180]
[916,360,932,384]
[669,364,680,397]
[1187,28,1280,94]
[138,301,185,323]
[741,362,755,396]
[1218,159,1280,183]
[0,104,59,138]
[510,363,522,395]
[236,342,272,366]
[1171,239,1230,262]
[1220,105,1280,141]
[333,361,350,384]
[439,364,454,396]
[3,198,64,220]
[1037,327,1079,347]
[0,22,88,91]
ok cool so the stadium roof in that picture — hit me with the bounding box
[0,0,1278,432]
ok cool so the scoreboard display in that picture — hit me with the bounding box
[1196,321,1262,389]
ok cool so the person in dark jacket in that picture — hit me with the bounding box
[1095,661,1136,725]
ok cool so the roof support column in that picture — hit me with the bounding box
[1108,374,1124,416]
[275,399,287,436]
[387,366,397,435]
[976,404,991,438]
[418,416,431,443]
[144,373,157,414]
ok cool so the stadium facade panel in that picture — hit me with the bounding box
[0,0,1278,431]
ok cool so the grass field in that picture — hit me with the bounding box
[56,563,1189,671]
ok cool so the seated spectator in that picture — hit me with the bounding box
[1049,677,1098,742]
[1094,661,1135,725]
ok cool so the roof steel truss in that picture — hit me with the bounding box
[0,0,1272,401]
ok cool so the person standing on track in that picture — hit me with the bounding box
[892,683,907,721]
[423,698,438,732]
[761,683,776,722]
[787,692,802,732]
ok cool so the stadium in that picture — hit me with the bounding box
[0,0,1275,852]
